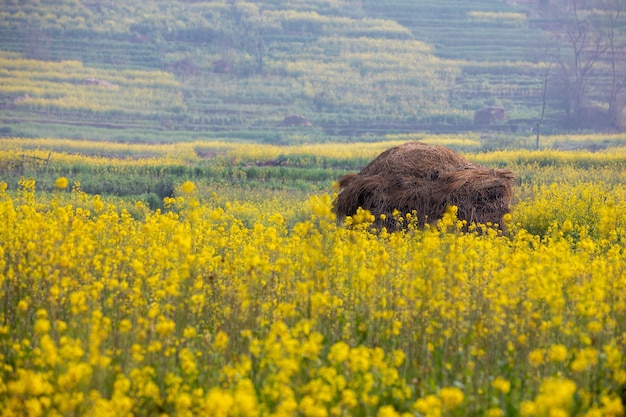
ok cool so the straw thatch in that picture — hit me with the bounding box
[334,142,515,231]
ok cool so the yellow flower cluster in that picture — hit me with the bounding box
[0,181,625,416]
[0,52,184,116]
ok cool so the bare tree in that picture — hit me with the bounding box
[533,0,625,131]
[606,0,626,128]
[554,0,608,127]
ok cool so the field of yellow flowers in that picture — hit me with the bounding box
[1,138,626,416]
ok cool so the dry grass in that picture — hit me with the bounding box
[334,142,515,230]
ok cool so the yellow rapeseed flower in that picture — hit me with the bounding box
[54,176,69,189]
[599,395,625,417]
[347,346,371,373]
[232,380,259,417]
[520,400,536,416]
[179,348,197,375]
[203,387,234,417]
[486,408,504,417]
[33,317,50,335]
[492,377,511,394]
[377,405,401,417]
[119,319,132,333]
[414,394,442,417]
[181,180,195,194]
[183,326,197,339]
[341,389,358,409]
[533,377,578,417]
[587,321,602,334]
[529,349,545,367]
[439,386,465,410]
[548,344,568,363]
[571,347,599,372]
[213,330,229,351]
[17,300,28,312]
[328,341,350,364]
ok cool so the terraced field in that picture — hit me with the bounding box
[0,0,624,142]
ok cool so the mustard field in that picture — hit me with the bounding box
[1,138,626,416]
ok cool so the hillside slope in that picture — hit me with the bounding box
[0,0,622,142]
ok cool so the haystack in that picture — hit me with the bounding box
[334,142,515,231]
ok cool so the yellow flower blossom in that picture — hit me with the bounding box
[548,344,568,363]
[377,404,400,417]
[233,379,259,417]
[17,300,28,312]
[486,408,504,417]
[203,387,234,417]
[599,395,625,417]
[213,330,229,351]
[328,342,350,364]
[54,176,69,189]
[492,377,511,394]
[181,180,195,194]
[179,348,197,375]
[439,386,465,410]
[531,377,578,417]
[529,349,545,367]
[520,400,536,416]
[414,394,442,417]
[571,347,599,372]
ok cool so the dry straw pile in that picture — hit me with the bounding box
[335,142,515,231]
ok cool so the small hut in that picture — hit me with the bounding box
[474,106,508,125]
[334,142,515,231]
[280,114,312,127]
